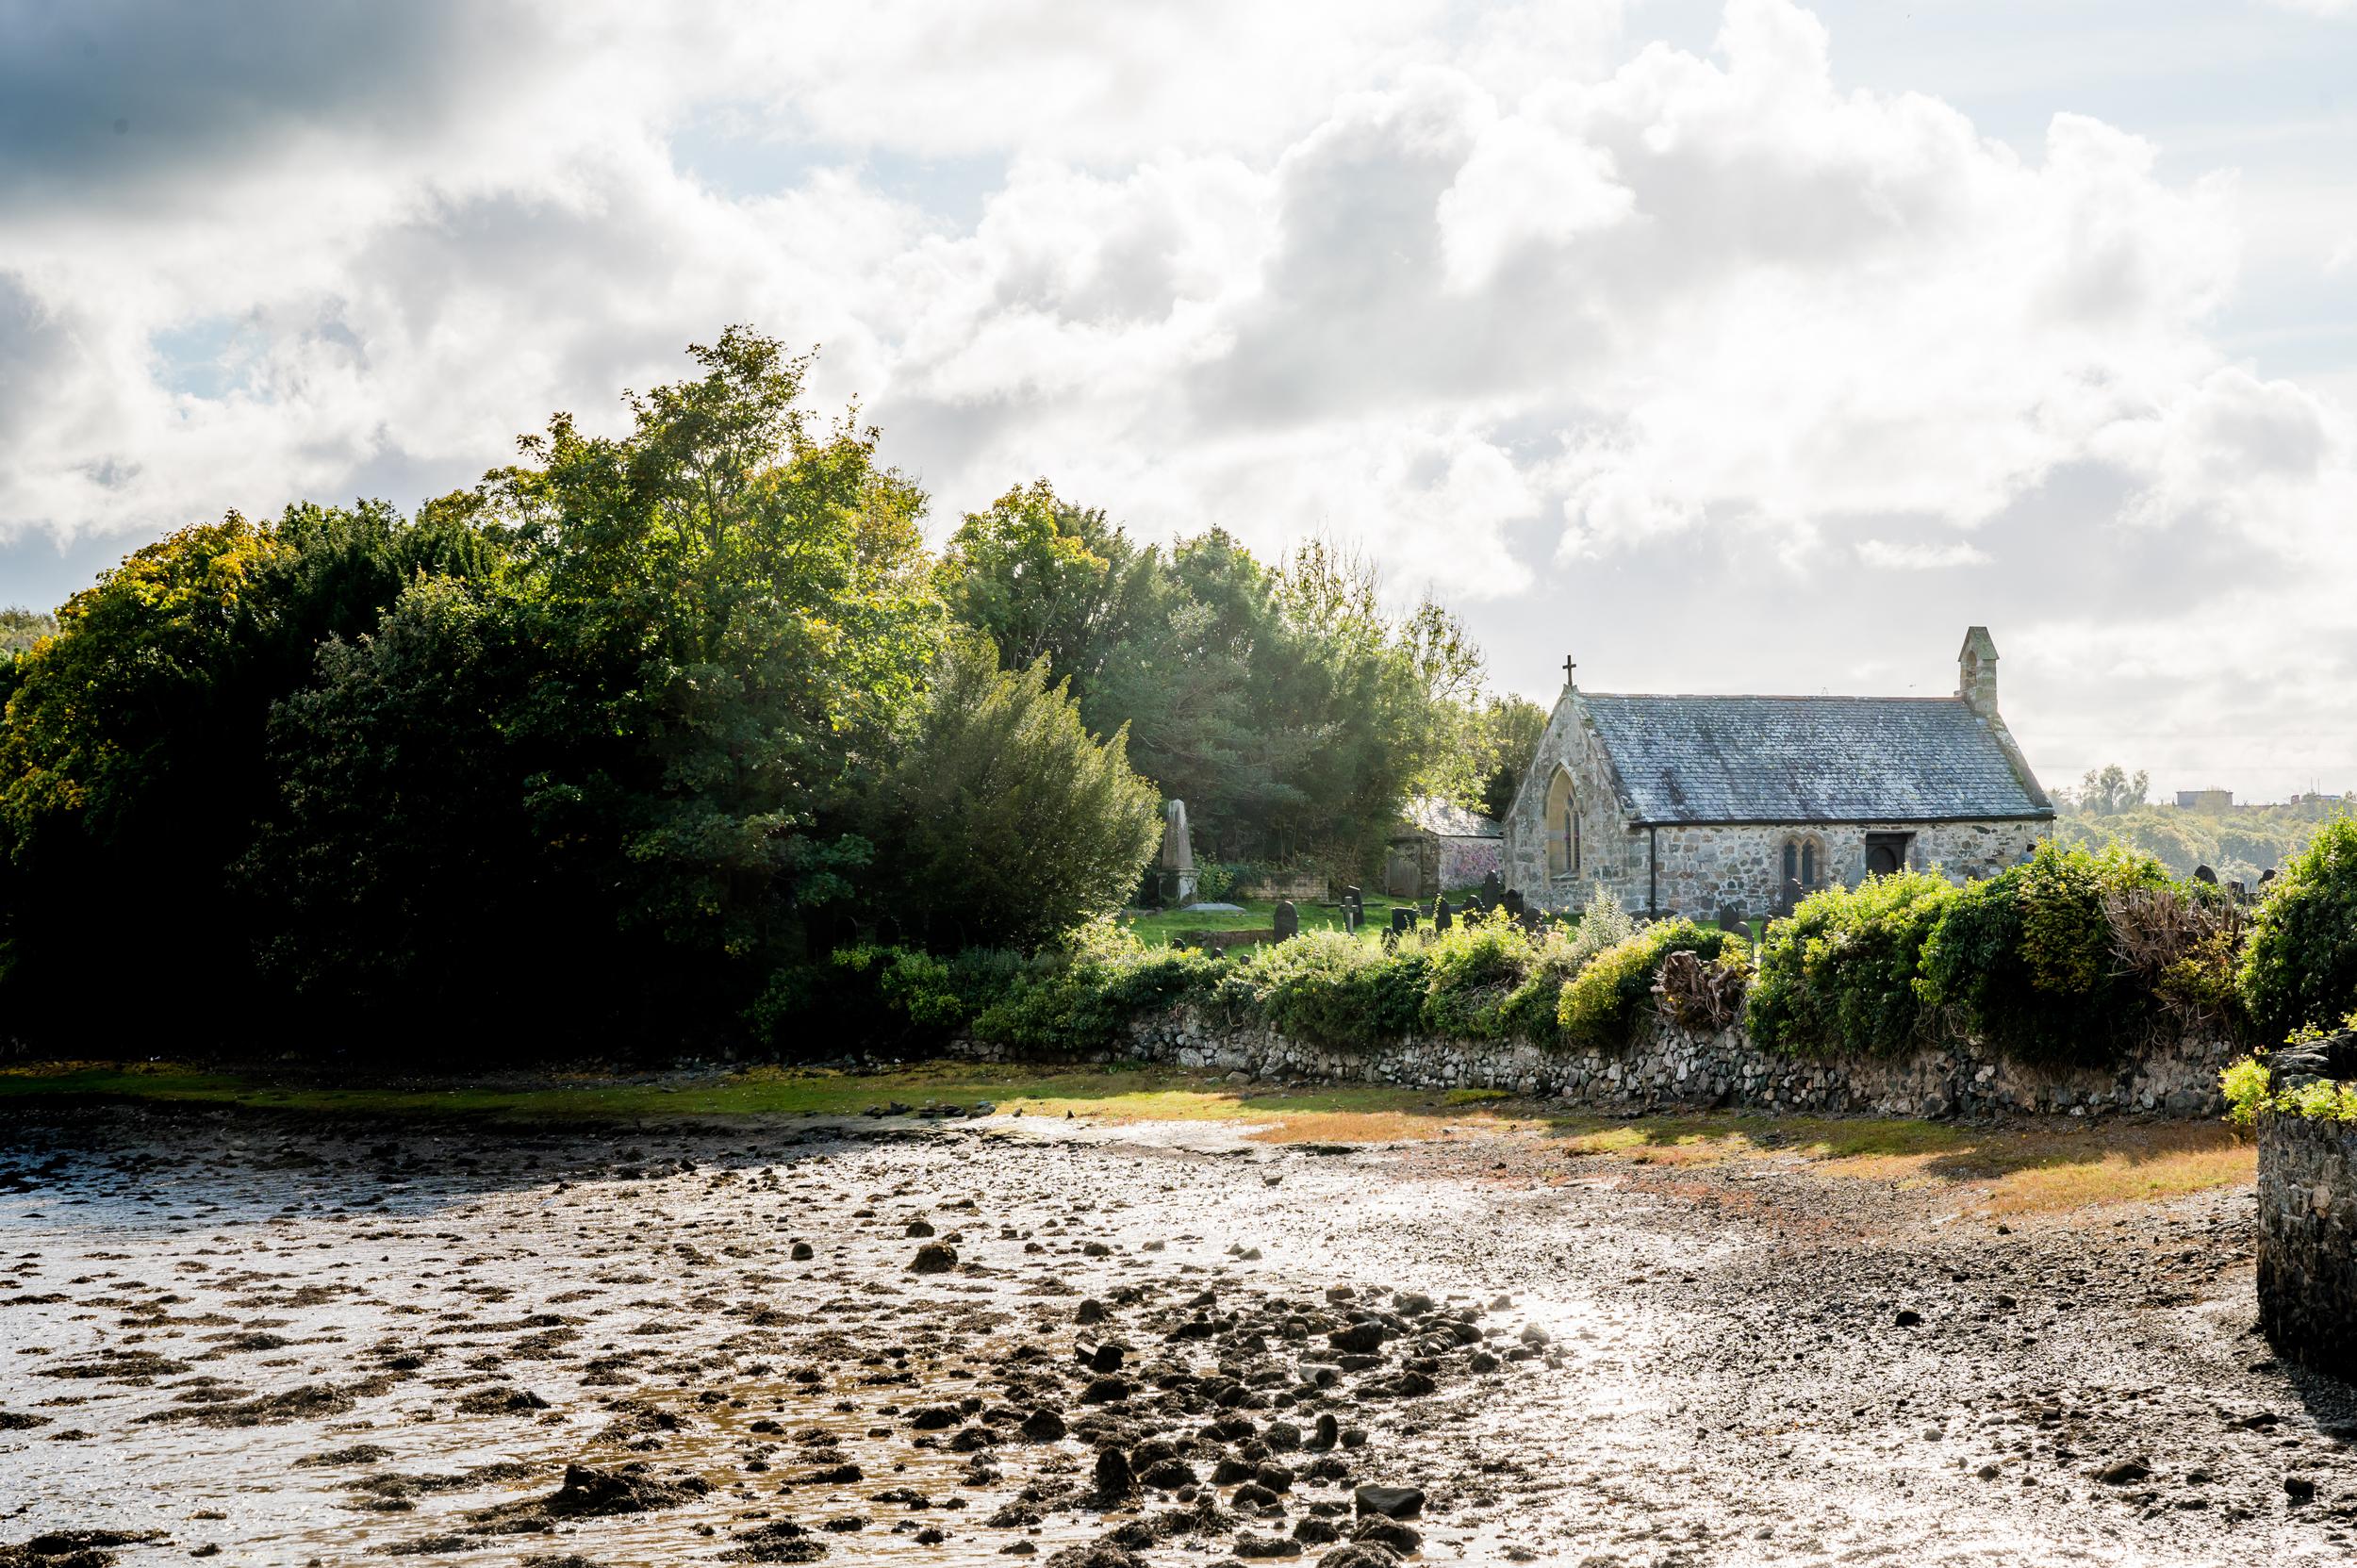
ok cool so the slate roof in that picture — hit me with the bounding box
[1580,694,2051,825]
[1399,796,1502,839]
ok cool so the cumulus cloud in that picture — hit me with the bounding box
[2,0,2354,788]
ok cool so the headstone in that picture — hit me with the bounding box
[1434,898,1453,933]
[2230,880,2249,903]
[1158,800,1198,905]
[1480,871,1504,905]
[1272,900,1299,942]
[1390,907,1413,936]
[1501,888,1526,918]
[2260,868,2278,887]
[1716,904,1748,940]
[2194,864,2217,885]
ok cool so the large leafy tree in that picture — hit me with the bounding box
[483,326,942,974]
[0,503,503,1040]
[941,496,1492,876]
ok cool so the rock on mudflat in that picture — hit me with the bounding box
[909,1242,958,1274]
[1315,1544,1401,1568]
[1352,1484,1425,1520]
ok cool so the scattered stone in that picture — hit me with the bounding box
[910,1244,958,1275]
[1352,1485,1424,1520]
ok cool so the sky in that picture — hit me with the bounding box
[2,0,2355,800]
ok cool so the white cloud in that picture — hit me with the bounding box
[1855,539,1991,570]
[2,0,2354,785]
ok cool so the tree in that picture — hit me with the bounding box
[861,634,1161,949]
[483,325,943,980]
[0,504,500,1042]
[944,505,1497,877]
[1471,695,1551,822]
[0,607,56,658]
[238,575,616,1035]
[2072,763,2151,816]
[937,480,1150,690]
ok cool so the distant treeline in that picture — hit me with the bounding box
[2054,764,2348,886]
[0,329,1534,1055]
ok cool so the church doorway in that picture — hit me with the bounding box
[1864,832,1915,878]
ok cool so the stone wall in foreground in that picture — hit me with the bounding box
[2258,1111,2357,1378]
[956,1009,2234,1122]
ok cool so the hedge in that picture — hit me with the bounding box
[2239,819,2357,1039]
[751,837,2322,1069]
[1747,870,1958,1058]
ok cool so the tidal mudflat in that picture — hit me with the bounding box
[4,1094,2354,1567]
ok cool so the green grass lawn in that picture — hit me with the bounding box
[1118,889,1497,947]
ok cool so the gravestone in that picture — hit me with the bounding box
[1500,888,1526,918]
[2230,880,2250,902]
[1480,871,1504,905]
[1434,898,1453,933]
[2194,864,2217,885]
[1716,904,1748,940]
[1158,800,1198,905]
[1390,907,1413,936]
[1273,900,1299,942]
[2261,868,2278,887]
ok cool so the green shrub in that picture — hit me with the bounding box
[750,921,1223,1058]
[1747,870,1958,1057]
[1557,918,1731,1049]
[1915,841,2170,1068]
[1220,931,1425,1048]
[1419,914,1540,1040]
[969,921,1224,1053]
[2239,819,2357,1038]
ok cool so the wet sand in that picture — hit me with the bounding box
[4,1103,2354,1567]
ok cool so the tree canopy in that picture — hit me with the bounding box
[0,329,1519,1056]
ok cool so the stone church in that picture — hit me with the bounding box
[1502,627,2053,920]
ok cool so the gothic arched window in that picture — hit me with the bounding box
[1777,834,1822,910]
[1545,767,1580,878]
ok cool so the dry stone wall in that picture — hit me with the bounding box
[2257,1111,2357,1379]
[955,1007,2233,1122]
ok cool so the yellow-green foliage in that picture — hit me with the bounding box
[1420,912,1551,1041]
[2221,1051,2357,1128]
[1557,918,1733,1049]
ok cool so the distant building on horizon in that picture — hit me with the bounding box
[2176,787,2233,812]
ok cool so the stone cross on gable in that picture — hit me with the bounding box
[1562,655,1576,688]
